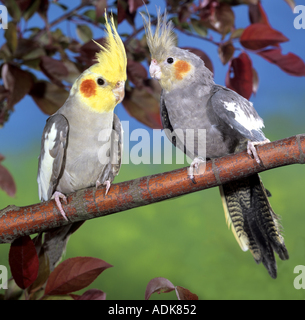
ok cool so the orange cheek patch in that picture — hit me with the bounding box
[174,60,191,80]
[80,79,97,98]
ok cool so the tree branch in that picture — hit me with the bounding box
[0,134,304,244]
[33,2,89,41]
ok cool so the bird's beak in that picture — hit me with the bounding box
[112,81,125,104]
[149,59,162,80]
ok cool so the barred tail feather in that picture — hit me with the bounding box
[219,185,249,252]
[220,174,289,279]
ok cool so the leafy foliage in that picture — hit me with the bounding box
[4,235,198,300]
[0,0,304,300]
[0,0,304,194]
[5,235,112,300]
[145,277,198,300]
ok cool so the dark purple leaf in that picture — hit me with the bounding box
[9,236,39,289]
[257,48,305,76]
[145,277,176,300]
[240,23,288,50]
[225,52,253,99]
[44,257,113,296]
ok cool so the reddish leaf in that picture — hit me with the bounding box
[0,85,9,101]
[95,0,107,20]
[0,156,16,197]
[240,23,288,50]
[38,0,49,20]
[175,286,198,300]
[44,257,112,296]
[117,0,136,26]
[128,0,147,13]
[145,277,176,300]
[284,0,295,11]
[14,38,44,60]
[27,245,50,295]
[75,289,106,300]
[29,81,69,115]
[76,38,106,69]
[218,42,235,65]
[257,48,305,76]
[182,47,214,74]
[178,5,191,23]
[123,80,163,129]
[9,236,39,289]
[117,0,127,24]
[199,3,235,35]
[127,59,148,89]
[249,3,269,25]
[252,67,259,95]
[40,56,69,87]
[225,52,253,99]
[1,63,34,109]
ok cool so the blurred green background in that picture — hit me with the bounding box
[1,114,305,300]
[1,0,305,300]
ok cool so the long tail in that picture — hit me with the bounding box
[219,174,289,279]
[42,222,84,272]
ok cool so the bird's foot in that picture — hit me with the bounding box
[103,180,111,195]
[96,180,102,188]
[247,139,270,164]
[51,191,68,221]
[188,157,206,183]
[96,179,111,195]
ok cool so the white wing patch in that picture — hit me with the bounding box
[37,122,57,201]
[222,100,264,132]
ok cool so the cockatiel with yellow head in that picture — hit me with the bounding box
[37,13,126,270]
[141,9,289,278]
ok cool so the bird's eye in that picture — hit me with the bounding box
[97,78,105,86]
[167,57,174,64]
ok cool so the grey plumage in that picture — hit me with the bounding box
[142,10,289,278]
[38,100,122,198]
[37,12,126,271]
[37,103,123,270]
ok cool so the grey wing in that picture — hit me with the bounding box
[211,85,267,142]
[97,113,123,184]
[160,91,194,159]
[111,113,123,177]
[160,91,176,147]
[37,114,69,201]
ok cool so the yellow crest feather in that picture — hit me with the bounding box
[140,8,177,62]
[90,12,127,83]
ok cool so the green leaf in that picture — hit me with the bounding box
[191,19,208,37]
[83,9,96,21]
[230,28,244,39]
[76,24,93,43]
[23,0,40,21]
[22,48,46,61]
[5,0,21,22]
[4,22,18,54]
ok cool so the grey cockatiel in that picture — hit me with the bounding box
[37,14,126,270]
[141,10,289,278]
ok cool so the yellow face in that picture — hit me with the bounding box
[71,13,127,113]
[74,68,125,113]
